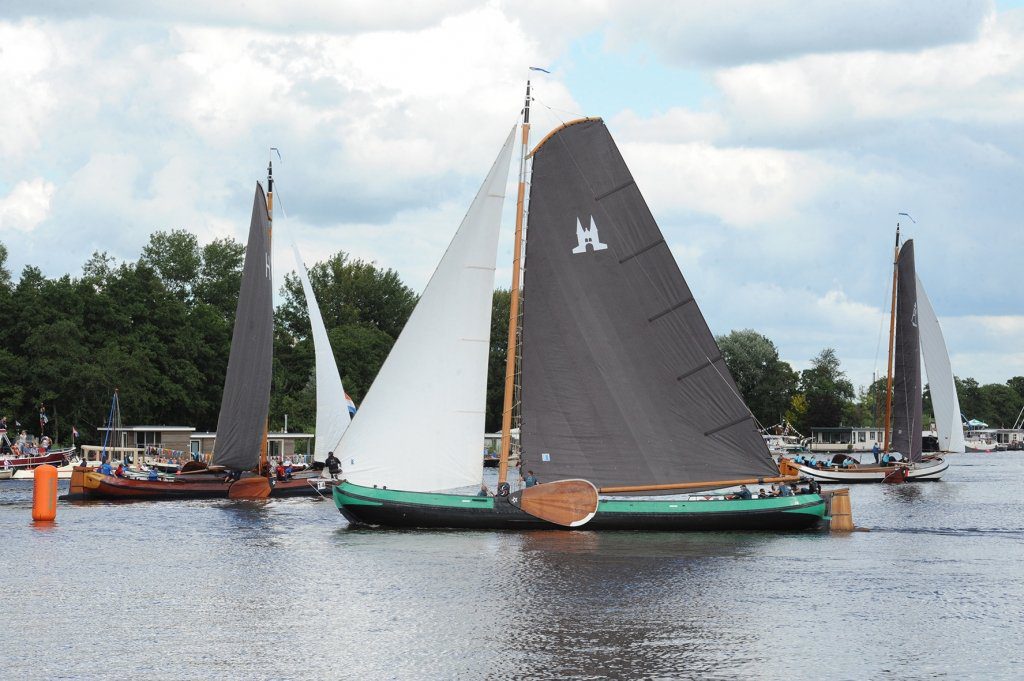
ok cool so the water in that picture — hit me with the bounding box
[2,453,1022,680]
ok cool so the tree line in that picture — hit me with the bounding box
[715,329,1024,435]
[1,231,1019,446]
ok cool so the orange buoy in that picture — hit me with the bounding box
[33,464,59,522]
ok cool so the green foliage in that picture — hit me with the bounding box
[794,348,855,432]
[956,376,1024,428]
[716,329,798,427]
[486,289,511,433]
[270,250,416,433]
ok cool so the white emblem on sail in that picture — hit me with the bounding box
[572,217,608,254]
[912,301,918,327]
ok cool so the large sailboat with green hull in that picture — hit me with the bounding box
[333,84,828,531]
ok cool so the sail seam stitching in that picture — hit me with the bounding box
[675,353,723,381]
[650,296,694,323]
[465,265,496,271]
[595,179,636,201]
[704,414,752,437]
[619,238,666,265]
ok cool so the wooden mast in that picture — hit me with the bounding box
[882,223,901,453]
[259,154,274,476]
[497,81,531,487]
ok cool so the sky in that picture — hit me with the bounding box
[1,0,1022,393]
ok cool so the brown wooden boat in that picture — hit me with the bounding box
[2,448,71,471]
[64,466,337,501]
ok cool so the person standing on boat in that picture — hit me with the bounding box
[325,451,341,480]
[872,442,881,464]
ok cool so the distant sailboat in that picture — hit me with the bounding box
[784,229,950,483]
[334,84,827,530]
[70,162,326,500]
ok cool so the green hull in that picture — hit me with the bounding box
[334,481,825,531]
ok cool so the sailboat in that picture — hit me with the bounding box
[69,162,323,500]
[332,84,830,530]
[782,228,951,483]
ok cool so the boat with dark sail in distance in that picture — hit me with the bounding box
[782,227,949,483]
[334,84,829,531]
[69,162,327,500]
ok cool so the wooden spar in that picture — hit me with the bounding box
[497,80,531,487]
[599,475,801,494]
[882,224,901,453]
[259,155,275,476]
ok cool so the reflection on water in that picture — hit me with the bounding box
[3,453,1024,679]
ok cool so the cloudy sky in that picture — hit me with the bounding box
[2,0,1022,391]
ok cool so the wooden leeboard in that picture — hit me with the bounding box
[228,476,272,499]
[510,479,599,527]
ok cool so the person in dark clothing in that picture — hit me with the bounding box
[325,451,341,480]
[524,470,538,487]
[728,484,752,500]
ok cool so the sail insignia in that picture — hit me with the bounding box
[572,217,608,254]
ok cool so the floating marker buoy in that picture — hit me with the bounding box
[32,464,58,522]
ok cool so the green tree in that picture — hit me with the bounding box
[195,238,245,319]
[716,329,798,427]
[141,230,201,302]
[486,289,511,432]
[796,348,855,431]
[955,377,983,422]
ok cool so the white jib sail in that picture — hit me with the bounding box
[917,275,965,453]
[292,241,351,462]
[335,128,515,491]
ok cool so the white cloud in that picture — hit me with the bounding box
[620,141,835,226]
[0,179,56,232]
[715,10,1024,137]
[602,0,993,66]
[0,21,64,158]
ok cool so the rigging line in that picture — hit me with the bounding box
[548,130,770,442]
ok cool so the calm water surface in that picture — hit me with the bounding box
[2,453,1023,680]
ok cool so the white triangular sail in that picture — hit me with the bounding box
[917,275,965,453]
[292,241,351,462]
[336,128,515,491]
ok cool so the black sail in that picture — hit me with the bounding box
[519,119,778,488]
[891,240,923,463]
[212,185,274,470]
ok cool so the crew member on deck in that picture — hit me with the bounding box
[325,451,341,480]
[524,470,538,487]
[728,484,752,500]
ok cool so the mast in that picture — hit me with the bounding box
[497,80,531,487]
[260,153,275,474]
[882,223,901,453]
